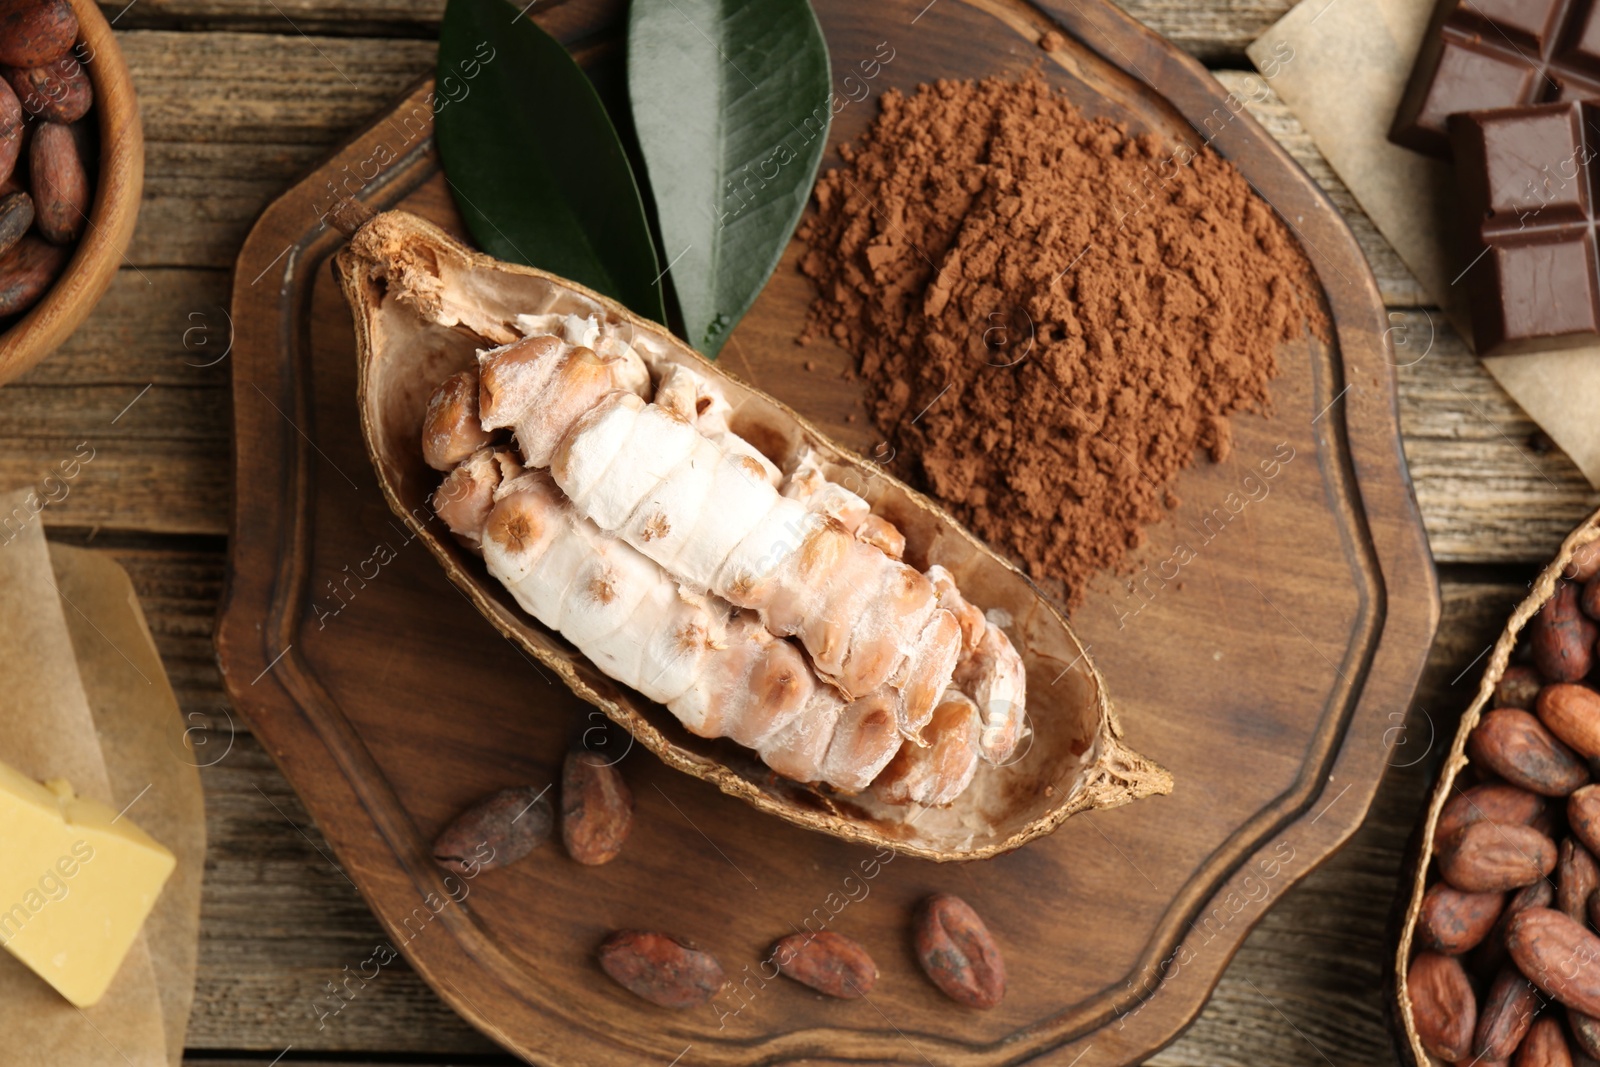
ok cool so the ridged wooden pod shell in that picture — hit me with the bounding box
[1390,507,1600,1061]
[334,210,1172,861]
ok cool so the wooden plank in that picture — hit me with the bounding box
[122,571,1514,1055]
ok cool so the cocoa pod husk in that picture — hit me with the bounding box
[1500,666,1549,710]
[1409,950,1477,1062]
[914,893,1006,1009]
[1476,964,1543,1060]
[1573,1011,1600,1060]
[1532,583,1598,683]
[1543,685,1600,761]
[1571,787,1600,858]
[1421,882,1507,954]
[560,749,633,866]
[4,53,89,123]
[771,931,878,999]
[1561,838,1600,924]
[598,930,725,1008]
[0,0,77,69]
[1508,908,1600,1016]
[1438,782,1548,851]
[1440,821,1559,892]
[1517,1016,1574,1067]
[0,233,65,315]
[28,120,85,244]
[431,785,551,875]
[1470,708,1591,797]
[0,189,33,258]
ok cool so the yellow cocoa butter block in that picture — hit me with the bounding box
[0,759,175,1007]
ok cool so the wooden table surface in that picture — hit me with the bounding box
[8,1,1591,1063]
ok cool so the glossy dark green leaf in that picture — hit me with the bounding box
[627,0,831,356]
[436,0,665,322]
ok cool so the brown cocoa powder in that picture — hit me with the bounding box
[798,75,1327,605]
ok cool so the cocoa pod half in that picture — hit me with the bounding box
[1572,787,1600,858]
[1573,1011,1600,1060]
[1500,666,1548,710]
[1517,1016,1573,1067]
[1470,708,1591,797]
[1508,908,1600,1017]
[560,749,633,866]
[1561,838,1600,924]
[1409,950,1477,1062]
[1476,965,1543,1061]
[1437,782,1548,850]
[1532,583,1598,683]
[0,234,65,315]
[4,53,89,123]
[1440,821,1559,892]
[0,0,77,69]
[598,930,725,1009]
[431,785,551,875]
[771,931,878,999]
[1542,685,1600,761]
[1420,882,1506,954]
[0,189,33,258]
[29,120,85,245]
[914,893,1005,1009]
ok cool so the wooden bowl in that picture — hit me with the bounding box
[0,0,143,387]
[1388,506,1600,1065]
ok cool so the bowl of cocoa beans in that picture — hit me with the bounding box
[0,0,141,388]
[1393,511,1600,1066]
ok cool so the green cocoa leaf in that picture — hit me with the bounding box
[436,0,665,322]
[627,0,830,356]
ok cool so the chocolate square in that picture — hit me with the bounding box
[1451,100,1600,354]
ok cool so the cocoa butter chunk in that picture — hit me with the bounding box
[431,785,551,875]
[771,931,878,999]
[1407,951,1476,1062]
[1468,707,1590,797]
[597,930,725,1008]
[913,893,1005,1009]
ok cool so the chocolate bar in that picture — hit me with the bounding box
[1391,0,1600,157]
[1449,99,1600,355]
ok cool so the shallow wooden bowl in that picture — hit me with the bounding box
[0,0,143,387]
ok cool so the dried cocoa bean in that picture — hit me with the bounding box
[1409,950,1477,1062]
[1478,881,1558,976]
[0,189,32,258]
[0,0,76,69]
[598,930,725,1008]
[1574,1011,1600,1060]
[914,893,1005,1009]
[1571,540,1600,583]
[1517,1016,1573,1067]
[1562,839,1600,924]
[4,53,89,123]
[1438,783,1548,850]
[560,749,633,866]
[1500,666,1549,710]
[28,121,84,244]
[1477,964,1543,1060]
[1532,583,1598,683]
[771,931,878,999]
[1572,787,1600,858]
[1471,708,1592,797]
[0,233,64,315]
[1421,882,1507,954]
[431,785,551,875]
[0,77,20,187]
[1509,908,1600,1016]
[1440,821,1559,892]
[1586,576,1600,623]
[1543,686,1600,761]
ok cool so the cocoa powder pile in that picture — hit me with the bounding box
[798,75,1327,606]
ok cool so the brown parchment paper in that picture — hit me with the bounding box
[1247,0,1600,488]
[0,491,198,1067]
[51,543,203,1067]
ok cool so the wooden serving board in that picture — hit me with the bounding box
[218,0,1439,1063]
